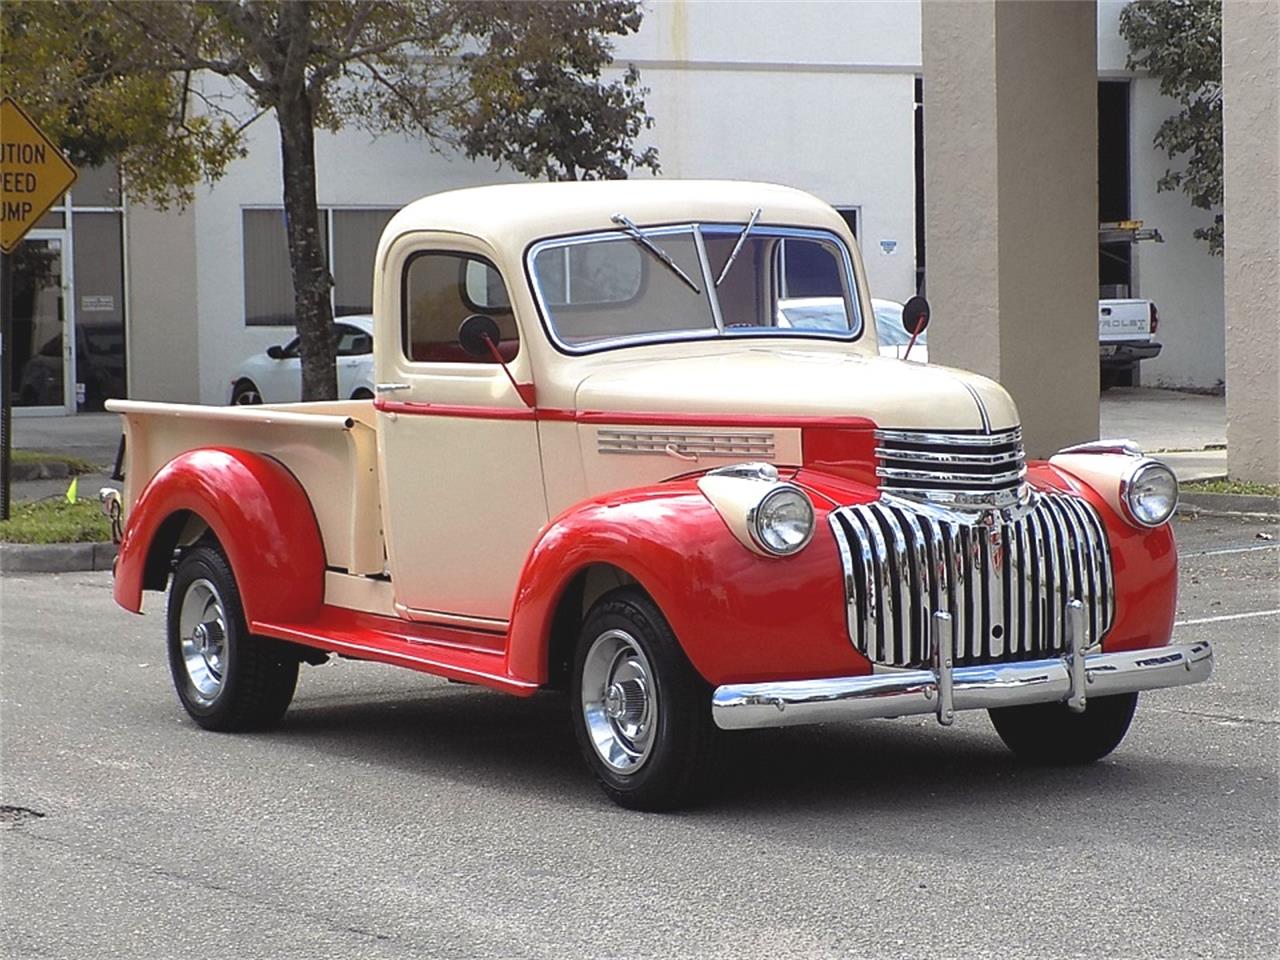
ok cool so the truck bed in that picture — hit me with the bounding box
[105,399,384,575]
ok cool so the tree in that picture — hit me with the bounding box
[1119,0,1223,255]
[1,1,659,400]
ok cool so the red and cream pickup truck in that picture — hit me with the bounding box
[104,181,1211,810]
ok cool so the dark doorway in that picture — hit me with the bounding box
[1098,81,1131,297]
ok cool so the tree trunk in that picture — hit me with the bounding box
[275,14,335,402]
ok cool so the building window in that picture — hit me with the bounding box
[332,209,397,316]
[244,207,396,325]
[243,209,329,326]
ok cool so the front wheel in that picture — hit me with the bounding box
[167,544,298,731]
[988,692,1139,764]
[231,379,263,405]
[570,588,720,811]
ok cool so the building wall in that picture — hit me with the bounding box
[123,0,1228,405]
[1097,0,1226,389]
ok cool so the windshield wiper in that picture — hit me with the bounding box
[610,213,701,295]
[715,207,762,287]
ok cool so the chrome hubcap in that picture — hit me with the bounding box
[179,578,228,704]
[582,629,657,773]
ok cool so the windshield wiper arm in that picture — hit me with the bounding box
[715,207,762,287]
[610,213,701,295]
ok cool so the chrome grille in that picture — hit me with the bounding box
[828,492,1114,668]
[876,427,1027,510]
[597,429,774,459]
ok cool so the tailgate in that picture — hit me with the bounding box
[1098,299,1153,343]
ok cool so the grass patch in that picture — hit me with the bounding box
[1184,478,1280,497]
[11,450,100,474]
[0,498,112,544]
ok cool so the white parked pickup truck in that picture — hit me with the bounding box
[1098,298,1161,388]
[103,181,1209,810]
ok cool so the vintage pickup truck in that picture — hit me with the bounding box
[104,181,1211,810]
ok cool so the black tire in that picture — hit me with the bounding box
[988,692,1138,764]
[350,388,374,400]
[570,588,720,811]
[166,544,298,731]
[231,380,263,405]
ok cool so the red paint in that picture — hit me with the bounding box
[1034,461,1178,653]
[373,398,538,421]
[254,606,536,696]
[114,448,326,624]
[801,424,879,485]
[505,481,874,687]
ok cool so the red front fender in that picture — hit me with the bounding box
[114,447,326,625]
[505,481,873,688]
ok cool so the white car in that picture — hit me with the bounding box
[871,298,929,362]
[776,297,928,362]
[228,316,376,404]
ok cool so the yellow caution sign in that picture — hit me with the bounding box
[0,97,78,254]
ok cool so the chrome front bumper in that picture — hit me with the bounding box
[711,624,1213,731]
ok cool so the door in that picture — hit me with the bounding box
[335,322,373,398]
[9,231,72,415]
[376,241,547,625]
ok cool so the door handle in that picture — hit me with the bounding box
[375,382,410,393]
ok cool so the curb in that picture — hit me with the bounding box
[1178,491,1280,519]
[11,461,73,482]
[0,542,118,574]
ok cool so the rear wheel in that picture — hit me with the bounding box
[989,692,1138,764]
[570,588,720,810]
[167,544,298,731]
[231,379,262,405]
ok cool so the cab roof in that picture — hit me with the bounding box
[378,180,851,261]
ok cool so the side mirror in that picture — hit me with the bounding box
[266,344,285,360]
[458,313,501,359]
[902,296,930,336]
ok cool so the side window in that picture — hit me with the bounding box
[402,252,519,364]
[335,324,372,356]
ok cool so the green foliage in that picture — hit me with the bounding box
[1,1,659,400]
[0,3,244,209]
[1184,478,1280,497]
[0,499,111,544]
[1119,0,1223,254]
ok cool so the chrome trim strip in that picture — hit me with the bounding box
[959,381,993,433]
[711,641,1214,730]
[875,428,1022,447]
[1056,439,1143,457]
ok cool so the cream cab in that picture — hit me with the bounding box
[105,181,1209,810]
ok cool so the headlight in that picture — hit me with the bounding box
[748,485,815,555]
[1121,459,1178,527]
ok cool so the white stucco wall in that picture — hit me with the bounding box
[129,0,1226,404]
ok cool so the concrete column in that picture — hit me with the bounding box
[1223,0,1279,483]
[125,204,200,403]
[922,1,1098,457]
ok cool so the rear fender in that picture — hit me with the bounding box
[506,481,871,688]
[114,447,326,624]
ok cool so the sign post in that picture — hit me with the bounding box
[0,96,78,520]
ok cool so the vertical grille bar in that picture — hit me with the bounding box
[829,492,1113,669]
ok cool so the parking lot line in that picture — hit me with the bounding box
[1174,609,1280,627]
[1188,544,1280,557]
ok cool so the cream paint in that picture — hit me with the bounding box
[107,399,384,575]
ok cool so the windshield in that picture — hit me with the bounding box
[528,222,862,352]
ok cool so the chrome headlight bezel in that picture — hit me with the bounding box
[1119,458,1179,527]
[747,483,816,556]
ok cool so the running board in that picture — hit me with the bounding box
[253,605,537,696]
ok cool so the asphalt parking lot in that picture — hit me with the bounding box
[1,511,1276,959]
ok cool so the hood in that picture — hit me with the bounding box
[572,347,1018,433]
